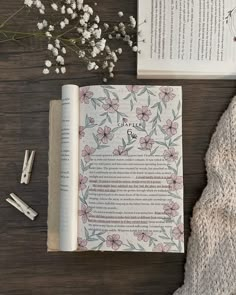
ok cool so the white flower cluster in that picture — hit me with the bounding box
[24,0,137,80]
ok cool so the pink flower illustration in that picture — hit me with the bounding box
[78,204,92,224]
[113,146,128,156]
[81,145,96,163]
[80,86,93,104]
[88,117,95,124]
[153,243,171,252]
[163,148,179,162]
[79,174,88,191]
[97,126,114,144]
[126,85,143,93]
[106,234,122,250]
[162,119,178,137]
[140,135,154,150]
[136,106,152,121]
[167,174,183,191]
[159,86,176,102]
[134,231,153,242]
[79,126,85,139]
[78,237,87,251]
[102,98,119,113]
[163,201,180,217]
[172,223,184,242]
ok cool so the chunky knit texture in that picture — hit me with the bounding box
[174,97,236,295]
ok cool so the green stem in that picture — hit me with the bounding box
[0,6,25,28]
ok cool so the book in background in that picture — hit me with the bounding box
[137,0,236,79]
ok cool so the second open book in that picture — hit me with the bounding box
[48,85,184,253]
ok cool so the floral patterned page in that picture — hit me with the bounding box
[78,85,183,253]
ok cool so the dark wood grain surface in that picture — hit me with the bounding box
[0,1,236,295]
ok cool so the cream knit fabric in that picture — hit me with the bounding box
[174,97,236,295]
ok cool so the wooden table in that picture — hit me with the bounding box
[0,1,236,294]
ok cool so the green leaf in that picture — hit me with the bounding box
[159,235,171,240]
[148,95,151,106]
[168,192,182,199]
[112,92,119,100]
[134,126,145,132]
[158,125,166,135]
[122,138,126,147]
[85,114,89,126]
[97,236,105,242]
[84,187,89,200]
[168,165,177,174]
[150,146,158,155]
[151,102,159,109]
[125,146,134,152]
[101,85,115,89]
[177,101,181,111]
[85,228,89,240]
[173,135,182,142]
[157,102,162,113]
[99,118,107,126]
[112,126,121,133]
[103,88,110,98]
[155,141,168,148]
[100,112,108,117]
[117,112,121,123]
[177,157,182,168]
[132,92,137,102]
[130,99,134,111]
[91,99,96,109]
[107,115,112,124]
[172,110,176,118]
[137,87,147,96]
[119,112,128,117]
[81,160,85,172]
[93,133,99,144]
[147,89,155,96]
[97,145,109,149]
[176,215,182,225]
[123,93,131,100]
[79,196,86,205]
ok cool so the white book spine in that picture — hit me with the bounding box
[59,85,79,251]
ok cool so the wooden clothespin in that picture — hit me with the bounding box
[20,150,36,184]
[6,193,38,221]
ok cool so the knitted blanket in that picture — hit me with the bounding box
[174,97,236,295]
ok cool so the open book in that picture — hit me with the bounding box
[48,85,184,252]
[137,0,236,79]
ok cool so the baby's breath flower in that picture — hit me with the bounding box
[103,77,107,83]
[104,23,109,30]
[45,60,52,67]
[129,16,136,28]
[52,47,59,56]
[67,7,73,14]
[60,21,66,29]
[71,13,77,19]
[37,22,44,30]
[94,15,100,23]
[45,32,52,38]
[24,0,33,7]
[56,55,65,65]
[61,47,67,54]
[43,68,49,75]
[42,20,48,27]
[64,18,69,25]
[118,11,124,17]
[83,30,91,39]
[51,3,58,11]
[117,48,122,54]
[61,5,66,14]
[55,68,60,74]
[48,44,53,50]
[87,61,96,71]
[61,67,66,74]
[49,25,54,32]
[132,45,138,52]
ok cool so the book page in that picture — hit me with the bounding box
[138,0,236,75]
[59,85,79,251]
[78,85,183,252]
